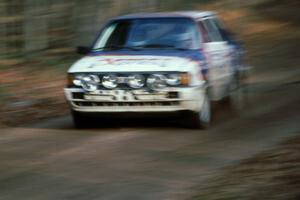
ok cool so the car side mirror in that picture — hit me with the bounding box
[76,46,90,55]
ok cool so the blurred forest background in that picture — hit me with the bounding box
[0,0,299,126]
[1,0,287,59]
[0,0,215,59]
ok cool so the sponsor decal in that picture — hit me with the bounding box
[90,56,175,66]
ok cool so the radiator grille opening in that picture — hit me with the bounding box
[72,92,84,99]
[73,101,180,107]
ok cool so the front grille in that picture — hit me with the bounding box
[167,92,179,99]
[73,101,180,107]
[72,92,84,99]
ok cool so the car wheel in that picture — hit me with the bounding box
[188,92,212,129]
[71,110,89,129]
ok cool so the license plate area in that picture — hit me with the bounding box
[84,94,112,101]
[84,90,169,101]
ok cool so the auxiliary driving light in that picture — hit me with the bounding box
[166,74,181,86]
[147,74,167,91]
[80,75,100,92]
[102,74,118,89]
[127,74,145,89]
[72,74,84,86]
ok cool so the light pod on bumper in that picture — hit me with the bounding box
[147,74,167,91]
[72,74,84,86]
[102,74,118,89]
[166,74,181,86]
[81,75,100,92]
[127,74,145,89]
[67,74,84,86]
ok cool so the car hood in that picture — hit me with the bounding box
[68,54,198,73]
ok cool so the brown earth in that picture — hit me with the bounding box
[188,136,300,200]
[0,54,77,126]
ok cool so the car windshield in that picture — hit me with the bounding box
[92,18,201,51]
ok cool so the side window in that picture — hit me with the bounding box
[93,21,130,49]
[211,18,233,42]
[106,21,130,47]
[198,21,210,43]
[202,19,223,42]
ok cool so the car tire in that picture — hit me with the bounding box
[71,110,89,129]
[188,92,212,129]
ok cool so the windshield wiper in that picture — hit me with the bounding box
[131,44,188,51]
[132,44,173,49]
[92,45,140,51]
[92,44,188,51]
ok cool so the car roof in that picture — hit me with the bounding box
[113,11,216,21]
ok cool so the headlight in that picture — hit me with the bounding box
[127,74,145,89]
[102,74,118,89]
[166,74,181,86]
[147,74,167,91]
[81,75,100,92]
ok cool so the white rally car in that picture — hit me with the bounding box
[65,11,244,128]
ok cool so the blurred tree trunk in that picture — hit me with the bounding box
[48,0,73,49]
[23,0,48,53]
[72,0,98,47]
[0,1,7,57]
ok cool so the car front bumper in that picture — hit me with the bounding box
[64,86,206,113]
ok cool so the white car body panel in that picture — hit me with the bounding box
[203,42,235,100]
[68,55,195,73]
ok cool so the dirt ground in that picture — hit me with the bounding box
[188,135,300,200]
[0,53,77,126]
[0,77,299,200]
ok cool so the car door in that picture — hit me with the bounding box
[198,17,234,100]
